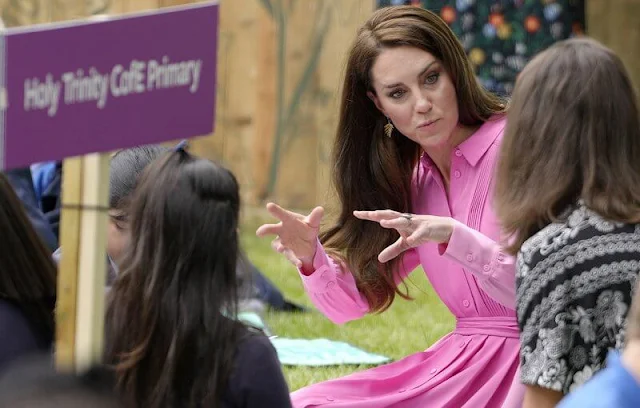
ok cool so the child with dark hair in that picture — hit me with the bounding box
[4,167,58,251]
[105,150,291,408]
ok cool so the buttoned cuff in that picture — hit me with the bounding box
[299,265,338,294]
[441,219,506,279]
[297,240,339,293]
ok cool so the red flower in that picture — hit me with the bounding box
[489,13,504,27]
[524,15,541,33]
[440,6,456,24]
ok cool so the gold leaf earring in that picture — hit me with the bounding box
[384,117,394,138]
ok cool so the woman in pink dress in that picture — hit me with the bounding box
[257,6,523,408]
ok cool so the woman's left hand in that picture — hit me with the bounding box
[353,210,455,263]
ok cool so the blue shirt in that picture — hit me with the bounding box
[4,167,58,251]
[30,161,57,204]
[558,351,640,408]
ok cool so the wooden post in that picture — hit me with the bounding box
[73,153,110,371]
[56,154,110,371]
[55,157,83,369]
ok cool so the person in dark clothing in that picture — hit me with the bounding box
[0,173,57,374]
[4,167,58,252]
[104,149,292,408]
[236,248,306,313]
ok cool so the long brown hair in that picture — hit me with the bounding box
[495,37,640,255]
[0,173,56,343]
[321,6,505,313]
[104,151,246,407]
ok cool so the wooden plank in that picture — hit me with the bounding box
[87,0,118,15]
[55,157,83,369]
[269,1,323,208]
[315,0,373,217]
[190,0,228,166]
[252,3,277,203]
[587,0,640,93]
[191,0,259,202]
[264,0,375,209]
[74,153,110,371]
[0,0,51,27]
[100,0,126,14]
[122,0,159,12]
[51,0,88,21]
[160,0,192,6]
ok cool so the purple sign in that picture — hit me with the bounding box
[0,2,219,170]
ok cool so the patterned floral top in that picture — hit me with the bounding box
[376,0,586,96]
[516,202,640,394]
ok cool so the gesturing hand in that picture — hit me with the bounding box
[353,210,455,263]
[256,203,324,269]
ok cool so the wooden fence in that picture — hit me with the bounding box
[1,0,638,212]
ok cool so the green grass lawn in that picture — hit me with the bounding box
[240,211,455,391]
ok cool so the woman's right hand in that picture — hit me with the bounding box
[256,203,324,270]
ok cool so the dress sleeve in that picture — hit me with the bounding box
[439,219,515,308]
[516,238,633,395]
[297,239,421,324]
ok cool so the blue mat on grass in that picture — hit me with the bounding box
[270,337,391,367]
